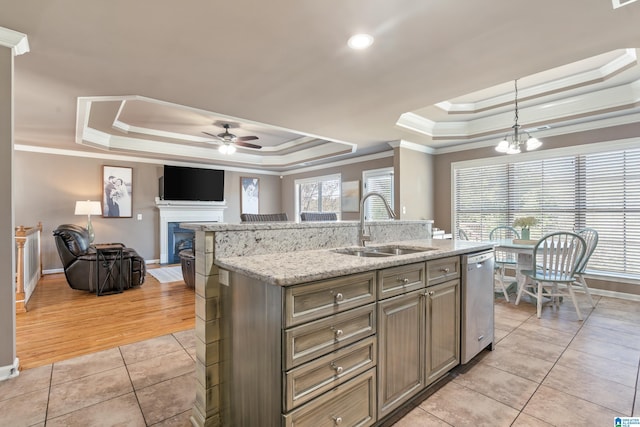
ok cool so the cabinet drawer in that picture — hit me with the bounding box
[377,262,425,299]
[284,303,376,369]
[285,272,376,327]
[283,368,376,427]
[284,336,377,411]
[427,256,460,285]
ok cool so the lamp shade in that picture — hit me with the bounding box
[74,200,102,216]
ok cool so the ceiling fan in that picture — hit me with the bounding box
[202,123,262,154]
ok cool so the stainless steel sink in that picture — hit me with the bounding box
[333,248,393,257]
[333,245,437,257]
[370,245,438,255]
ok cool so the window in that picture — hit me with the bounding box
[363,167,394,220]
[295,174,341,220]
[453,143,640,279]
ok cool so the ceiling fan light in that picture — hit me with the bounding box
[526,137,542,151]
[227,144,236,154]
[218,144,230,155]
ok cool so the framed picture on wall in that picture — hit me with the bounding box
[241,177,259,214]
[341,180,360,212]
[103,166,132,218]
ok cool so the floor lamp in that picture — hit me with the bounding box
[75,200,102,243]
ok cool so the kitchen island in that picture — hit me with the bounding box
[181,220,493,427]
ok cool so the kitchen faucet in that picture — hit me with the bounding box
[359,192,396,246]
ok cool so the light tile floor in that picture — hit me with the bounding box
[1,293,638,426]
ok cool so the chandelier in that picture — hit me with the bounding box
[495,79,542,154]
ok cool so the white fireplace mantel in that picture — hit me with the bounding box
[156,197,226,263]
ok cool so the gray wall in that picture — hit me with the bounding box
[280,155,394,221]
[1,46,16,374]
[14,151,281,271]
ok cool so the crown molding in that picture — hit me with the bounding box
[279,150,393,176]
[77,95,357,167]
[398,79,640,142]
[14,144,283,176]
[432,111,640,155]
[388,140,435,155]
[436,49,637,114]
[0,27,29,56]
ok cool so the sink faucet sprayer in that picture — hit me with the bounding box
[359,192,396,246]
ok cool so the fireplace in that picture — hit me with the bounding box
[155,198,226,264]
[167,222,195,264]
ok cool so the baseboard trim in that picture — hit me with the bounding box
[0,358,20,382]
[589,288,640,302]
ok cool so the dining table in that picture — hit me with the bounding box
[491,238,537,296]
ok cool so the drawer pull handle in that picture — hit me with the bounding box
[333,416,343,425]
[440,267,450,273]
[330,362,343,374]
[334,292,344,303]
[400,277,409,284]
[331,327,344,339]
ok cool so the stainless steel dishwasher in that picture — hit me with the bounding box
[461,250,495,364]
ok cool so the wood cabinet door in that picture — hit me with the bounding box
[425,279,460,385]
[377,289,425,418]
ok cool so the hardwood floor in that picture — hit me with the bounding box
[15,267,195,370]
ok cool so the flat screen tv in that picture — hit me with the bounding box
[161,165,225,201]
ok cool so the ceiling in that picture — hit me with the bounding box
[2,1,640,172]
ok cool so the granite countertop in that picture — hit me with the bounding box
[215,239,493,286]
[181,219,433,232]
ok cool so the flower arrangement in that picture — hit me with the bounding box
[513,216,538,229]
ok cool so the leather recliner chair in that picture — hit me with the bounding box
[53,224,146,292]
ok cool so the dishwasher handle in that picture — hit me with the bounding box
[465,251,494,265]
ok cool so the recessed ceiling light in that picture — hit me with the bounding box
[348,34,374,50]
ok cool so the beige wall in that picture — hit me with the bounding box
[14,151,281,270]
[280,155,394,221]
[395,146,433,220]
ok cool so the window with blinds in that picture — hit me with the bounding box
[363,168,394,220]
[454,147,640,278]
[295,173,341,219]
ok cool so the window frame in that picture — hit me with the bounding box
[294,173,342,221]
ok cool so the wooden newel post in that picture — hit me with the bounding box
[15,226,26,313]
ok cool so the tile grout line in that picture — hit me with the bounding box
[509,304,592,425]
[633,356,640,416]
[119,343,151,426]
[43,362,54,426]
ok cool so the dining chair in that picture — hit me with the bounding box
[573,228,598,308]
[489,226,520,301]
[458,229,469,240]
[240,213,289,222]
[515,231,587,320]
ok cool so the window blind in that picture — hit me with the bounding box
[363,168,394,220]
[454,147,640,278]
